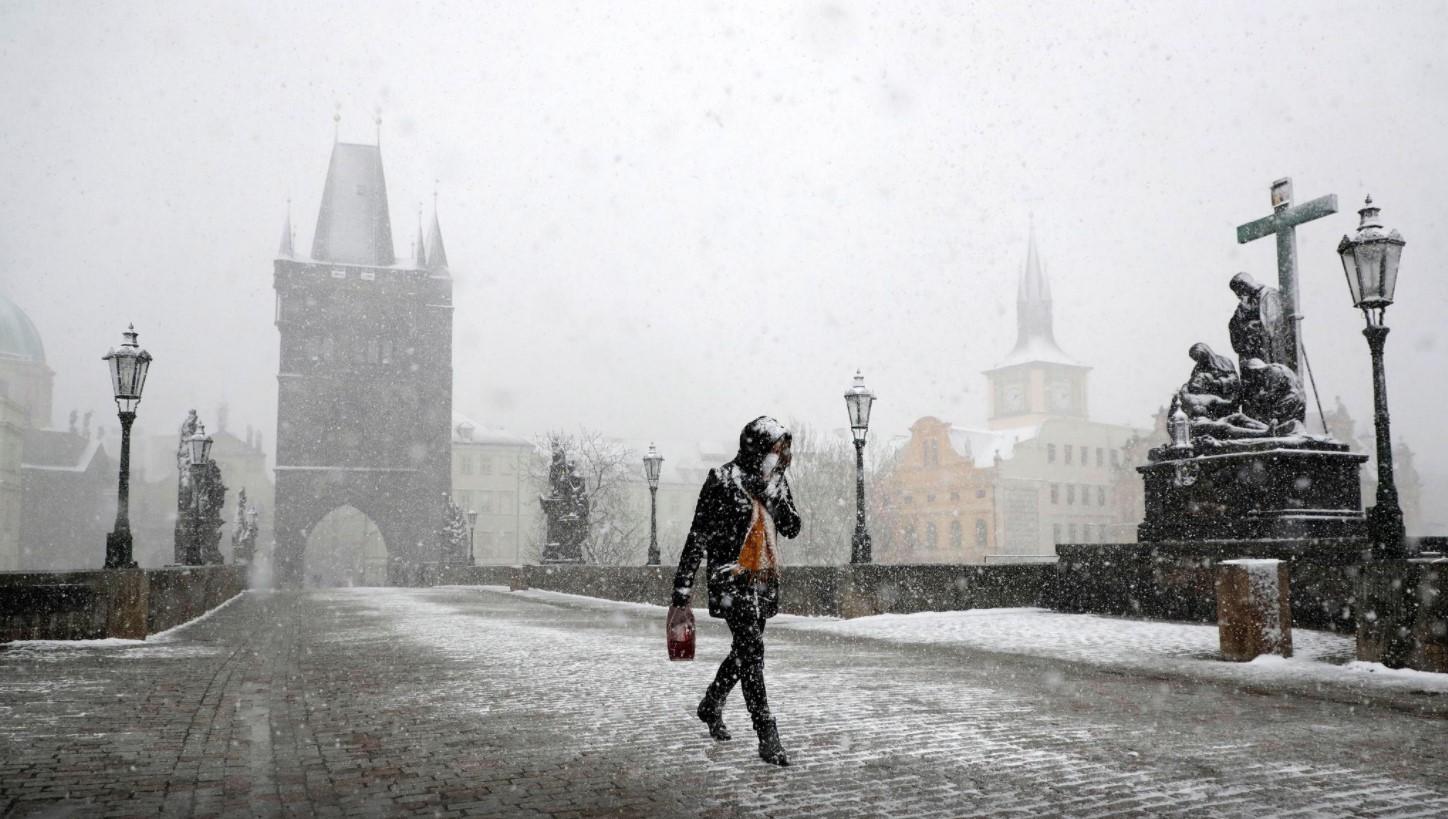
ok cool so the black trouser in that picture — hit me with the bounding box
[702,585,771,731]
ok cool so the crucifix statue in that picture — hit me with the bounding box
[1235,177,1338,378]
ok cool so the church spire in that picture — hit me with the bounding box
[425,190,448,273]
[277,201,295,258]
[1015,221,1055,348]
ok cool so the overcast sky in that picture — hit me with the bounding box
[2,1,1446,482]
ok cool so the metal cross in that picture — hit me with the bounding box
[1235,177,1338,377]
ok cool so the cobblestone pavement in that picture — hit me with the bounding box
[2,587,1447,818]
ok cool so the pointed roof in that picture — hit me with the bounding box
[310,142,395,266]
[277,207,295,258]
[425,207,448,272]
[413,212,427,269]
[992,226,1081,369]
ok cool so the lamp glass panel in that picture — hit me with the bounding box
[1355,243,1387,304]
[1381,242,1403,304]
[189,435,206,465]
[134,357,150,399]
[201,436,213,463]
[108,356,123,399]
[1339,248,1363,306]
[116,356,137,398]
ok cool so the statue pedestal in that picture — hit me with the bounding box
[1138,446,1368,543]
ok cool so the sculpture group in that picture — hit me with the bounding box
[1164,273,1330,453]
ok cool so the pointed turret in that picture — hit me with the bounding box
[413,210,427,269]
[277,207,295,258]
[425,205,449,273]
[311,142,395,266]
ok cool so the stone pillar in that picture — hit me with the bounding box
[1216,559,1293,661]
[1357,558,1447,672]
[509,566,529,592]
[839,565,878,619]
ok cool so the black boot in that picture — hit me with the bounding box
[697,699,731,741]
[755,719,789,766]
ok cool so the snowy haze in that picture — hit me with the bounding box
[2,2,1446,497]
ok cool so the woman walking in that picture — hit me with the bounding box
[671,416,801,766]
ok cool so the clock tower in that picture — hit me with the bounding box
[984,228,1090,429]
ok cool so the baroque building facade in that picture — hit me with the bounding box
[877,231,1150,563]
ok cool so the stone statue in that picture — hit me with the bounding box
[1228,272,1290,367]
[539,443,589,563]
[232,488,259,565]
[1174,343,1239,422]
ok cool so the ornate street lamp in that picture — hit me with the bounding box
[183,422,214,564]
[643,443,664,565]
[844,370,876,564]
[1337,195,1407,558]
[102,325,152,568]
[467,509,478,564]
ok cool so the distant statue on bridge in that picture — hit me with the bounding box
[539,444,588,563]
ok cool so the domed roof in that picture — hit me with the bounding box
[0,293,46,363]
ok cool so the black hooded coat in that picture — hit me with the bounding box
[671,418,801,619]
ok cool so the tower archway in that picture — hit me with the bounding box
[303,505,388,587]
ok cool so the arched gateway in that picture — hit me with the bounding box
[272,137,453,586]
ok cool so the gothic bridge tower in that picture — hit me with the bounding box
[273,137,453,585]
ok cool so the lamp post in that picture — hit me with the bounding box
[1337,195,1407,558]
[184,422,214,564]
[467,509,478,564]
[643,443,664,566]
[102,325,152,569]
[844,370,876,564]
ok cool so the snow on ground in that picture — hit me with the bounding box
[460,586,1448,698]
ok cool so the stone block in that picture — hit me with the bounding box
[1139,448,1367,542]
[101,569,148,640]
[1216,559,1292,661]
[509,567,529,592]
[1356,558,1448,673]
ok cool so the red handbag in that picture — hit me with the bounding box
[666,605,695,661]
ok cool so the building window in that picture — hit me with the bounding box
[975,519,988,548]
[479,456,493,475]
[1064,445,1073,465]
[1050,484,1059,505]
[1111,449,1121,467]
[1096,447,1104,467]
[903,494,913,506]
[501,491,514,512]
[1068,523,1078,542]
[950,491,960,502]
[926,522,939,548]
[1097,486,1106,506]
[923,439,940,467]
[1053,523,1062,544]
[459,454,474,476]
[950,519,963,549]
[1066,485,1075,505]
[1047,443,1056,463]
[976,488,986,499]
[1081,445,1089,465]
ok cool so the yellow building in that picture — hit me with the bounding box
[878,230,1148,563]
[451,414,537,565]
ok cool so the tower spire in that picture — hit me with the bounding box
[425,184,448,273]
[414,206,427,268]
[277,199,295,258]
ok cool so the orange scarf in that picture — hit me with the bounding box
[734,498,778,579]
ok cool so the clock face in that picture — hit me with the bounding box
[1003,383,1025,412]
[1049,380,1073,411]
